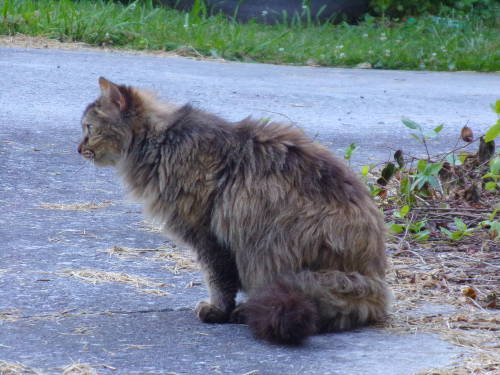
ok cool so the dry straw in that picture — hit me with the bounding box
[60,269,170,296]
[40,202,110,212]
[0,360,39,375]
[60,363,98,375]
[105,245,199,274]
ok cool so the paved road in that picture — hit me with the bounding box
[1,46,498,375]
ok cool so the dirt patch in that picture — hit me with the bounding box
[0,34,223,62]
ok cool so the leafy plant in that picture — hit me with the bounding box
[478,220,500,240]
[440,218,475,240]
[344,142,357,164]
[482,157,500,191]
[485,100,500,143]
[388,205,430,241]
[403,118,443,160]
[411,159,444,192]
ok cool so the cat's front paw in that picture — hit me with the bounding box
[229,303,248,324]
[195,301,229,323]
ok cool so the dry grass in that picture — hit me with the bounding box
[0,361,39,375]
[105,245,199,274]
[132,220,162,234]
[385,241,499,375]
[0,34,189,59]
[0,361,116,375]
[60,269,170,296]
[104,245,163,259]
[39,202,110,212]
[157,251,199,274]
[60,363,98,375]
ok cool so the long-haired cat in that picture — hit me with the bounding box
[78,77,390,345]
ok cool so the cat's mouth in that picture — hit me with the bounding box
[82,150,95,160]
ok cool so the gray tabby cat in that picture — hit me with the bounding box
[78,77,390,345]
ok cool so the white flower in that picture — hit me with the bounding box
[380,36,387,41]
[335,44,344,49]
[362,33,368,38]
[183,24,189,28]
[384,49,391,56]
[339,53,346,58]
[278,47,284,52]
[261,10,268,16]
[431,52,437,57]
[368,50,374,55]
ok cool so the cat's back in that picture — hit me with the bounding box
[230,117,369,206]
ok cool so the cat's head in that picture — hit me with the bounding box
[78,77,135,167]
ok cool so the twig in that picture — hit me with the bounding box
[394,249,427,264]
[412,207,490,212]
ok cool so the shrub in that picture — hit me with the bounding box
[370,0,498,17]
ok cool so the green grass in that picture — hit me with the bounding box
[1,0,499,71]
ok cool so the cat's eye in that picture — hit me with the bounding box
[86,124,94,134]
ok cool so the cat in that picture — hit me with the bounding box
[78,77,390,345]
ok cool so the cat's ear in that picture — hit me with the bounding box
[98,77,128,112]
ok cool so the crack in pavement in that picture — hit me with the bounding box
[1,307,193,321]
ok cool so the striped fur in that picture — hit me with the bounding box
[78,77,390,345]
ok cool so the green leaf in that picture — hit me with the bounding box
[440,227,452,237]
[410,133,422,143]
[485,181,498,191]
[388,222,404,234]
[485,121,500,142]
[417,159,428,173]
[412,230,429,241]
[481,220,500,240]
[402,118,420,130]
[495,100,500,115]
[344,142,357,160]
[489,157,500,175]
[411,175,428,191]
[459,152,469,164]
[361,165,369,176]
[426,162,444,176]
[434,124,444,133]
[427,175,441,190]
[454,218,468,232]
[410,220,426,232]
[394,205,410,219]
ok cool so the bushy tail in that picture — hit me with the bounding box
[244,280,318,345]
[243,270,390,345]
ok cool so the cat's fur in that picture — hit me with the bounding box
[78,77,390,345]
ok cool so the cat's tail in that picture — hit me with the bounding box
[241,270,389,345]
[242,279,318,345]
